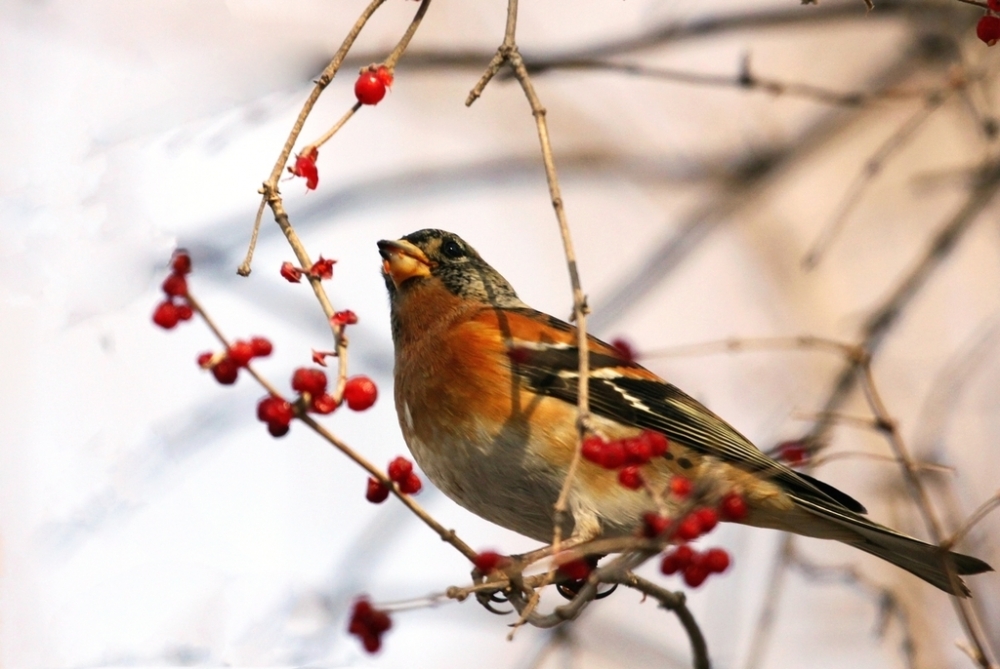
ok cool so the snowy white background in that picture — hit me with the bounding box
[2,1,999,668]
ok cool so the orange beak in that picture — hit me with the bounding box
[377,238,432,287]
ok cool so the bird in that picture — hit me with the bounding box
[377,228,992,596]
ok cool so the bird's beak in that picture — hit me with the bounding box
[377,238,432,287]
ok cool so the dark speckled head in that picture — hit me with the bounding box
[378,229,526,309]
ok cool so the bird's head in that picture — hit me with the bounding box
[378,229,525,309]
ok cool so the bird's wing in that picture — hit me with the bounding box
[498,307,866,515]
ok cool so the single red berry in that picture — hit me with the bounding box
[581,435,607,464]
[599,439,626,469]
[161,273,188,298]
[268,421,290,437]
[211,356,239,385]
[693,507,719,533]
[660,553,680,575]
[618,465,644,490]
[670,476,693,498]
[360,634,380,653]
[250,337,273,357]
[280,261,303,283]
[289,148,319,190]
[673,544,695,569]
[344,375,378,410]
[375,65,394,88]
[355,68,387,105]
[171,250,192,275]
[152,300,180,329]
[387,457,413,483]
[369,610,391,634]
[642,431,669,457]
[331,310,359,327]
[676,514,703,541]
[366,477,390,503]
[623,436,653,465]
[196,352,214,368]
[642,512,669,538]
[557,557,592,581]
[610,337,637,362]
[398,472,422,495]
[778,440,808,465]
[308,256,336,280]
[473,550,508,573]
[704,548,731,573]
[310,393,339,414]
[978,15,1000,45]
[291,367,328,396]
[176,303,193,321]
[228,340,254,367]
[719,492,748,521]
[990,0,1000,10]
[258,396,295,425]
[683,563,710,587]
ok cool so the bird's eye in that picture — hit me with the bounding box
[441,239,464,259]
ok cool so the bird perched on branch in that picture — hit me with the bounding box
[378,228,991,596]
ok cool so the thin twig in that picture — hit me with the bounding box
[943,491,1000,550]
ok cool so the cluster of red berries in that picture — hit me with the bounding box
[256,368,379,436]
[979,2,1000,46]
[355,65,393,106]
[289,146,319,190]
[472,550,511,574]
[366,456,422,503]
[660,545,732,587]
[581,431,669,490]
[152,251,195,329]
[348,598,392,653]
[280,256,336,283]
[198,336,274,386]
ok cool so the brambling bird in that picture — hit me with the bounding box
[378,229,991,596]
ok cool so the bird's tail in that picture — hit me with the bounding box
[796,498,992,597]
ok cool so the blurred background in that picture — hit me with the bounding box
[2,1,998,667]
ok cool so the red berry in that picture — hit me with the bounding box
[693,507,719,533]
[610,337,637,362]
[366,477,390,503]
[171,250,192,275]
[670,476,693,498]
[331,310,358,327]
[990,0,1000,10]
[581,436,606,464]
[642,431,669,457]
[152,300,179,329]
[196,352,213,368]
[978,15,1000,45]
[161,273,188,297]
[673,545,695,569]
[355,69,387,105]
[557,557,592,581]
[676,514,703,541]
[618,465,644,490]
[719,492,748,521]
[599,439,626,469]
[228,340,254,367]
[642,512,669,538]
[267,421,290,437]
[660,553,680,575]
[375,66,394,88]
[623,436,652,465]
[683,563,709,587]
[280,261,303,283]
[473,550,508,573]
[344,375,378,411]
[176,303,193,321]
[291,367,328,396]
[250,337,273,357]
[212,356,239,385]
[704,548,731,573]
[778,440,808,465]
[387,457,413,483]
[289,148,319,190]
[308,256,336,280]
[310,393,339,414]
[257,396,294,426]
[398,472,422,495]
